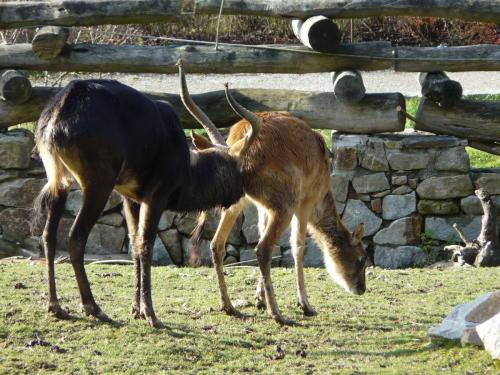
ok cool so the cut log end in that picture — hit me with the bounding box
[32,26,69,60]
[0,70,32,104]
[332,70,366,104]
[292,16,341,53]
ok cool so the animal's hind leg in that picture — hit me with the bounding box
[256,209,294,325]
[255,207,268,310]
[123,198,141,319]
[68,183,115,322]
[210,198,248,317]
[41,185,69,319]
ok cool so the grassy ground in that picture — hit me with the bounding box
[0,263,499,374]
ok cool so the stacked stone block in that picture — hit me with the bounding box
[1,128,499,269]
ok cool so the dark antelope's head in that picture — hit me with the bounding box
[323,223,368,296]
[177,59,261,159]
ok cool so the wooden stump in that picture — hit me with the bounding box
[331,70,366,104]
[32,26,69,59]
[419,72,462,108]
[291,16,341,53]
[0,70,32,104]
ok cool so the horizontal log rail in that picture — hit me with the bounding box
[0,86,405,133]
[1,42,499,73]
[1,0,499,29]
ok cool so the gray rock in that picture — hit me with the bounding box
[56,218,126,254]
[416,175,474,199]
[159,229,183,265]
[158,210,176,231]
[332,134,366,171]
[278,227,291,248]
[304,237,324,267]
[65,189,122,216]
[226,244,239,258]
[408,178,418,189]
[280,249,294,267]
[22,235,42,253]
[176,211,242,245]
[182,236,213,266]
[435,147,470,172]
[428,292,500,341]
[0,131,34,169]
[224,255,238,265]
[352,194,371,202]
[97,213,124,227]
[392,185,412,195]
[392,175,407,186]
[460,195,500,216]
[330,174,349,203]
[373,216,421,245]
[152,235,173,266]
[374,245,426,269]
[476,313,500,359]
[242,205,260,244]
[352,173,390,194]
[360,138,389,171]
[382,192,416,220]
[372,190,391,198]
[425,216,483,242]
[475,174,500,195]
[387,150,431,170]
[417,200,460,215]
[0,178,46,208]
[0,208,31,242]
[335,201,346,215]
[0,235,21,258]
[342,199,382,237]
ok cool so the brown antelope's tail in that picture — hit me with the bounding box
[188,211,207,266]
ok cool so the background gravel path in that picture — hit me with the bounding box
[49,70,500,96]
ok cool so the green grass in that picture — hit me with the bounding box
[1,263,499,374]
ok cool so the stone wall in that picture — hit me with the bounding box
[1,129,499,269]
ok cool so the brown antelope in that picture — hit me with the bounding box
[179,68,368,325]
[32,61,260,328]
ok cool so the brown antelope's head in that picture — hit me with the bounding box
[176,59,261,159]
[322,222,368,296]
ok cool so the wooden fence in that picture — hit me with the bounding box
[0,0,499,153]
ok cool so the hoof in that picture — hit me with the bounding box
[130,305,142,320]
[255,298,266,311]
[147,317,165,329]
[221,305,244,319]
[272,314,296,326]
[83,304,112,323]
[48,304,69,320]
[298,303,317,317]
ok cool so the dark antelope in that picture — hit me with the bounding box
[181,73,368,325]
[32,62,259,328]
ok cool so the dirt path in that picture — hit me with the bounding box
[44,71,500,96]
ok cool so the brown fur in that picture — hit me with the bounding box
[194,112,368,324]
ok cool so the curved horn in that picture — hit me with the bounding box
[176,59,226,146]
[224,83,262,149]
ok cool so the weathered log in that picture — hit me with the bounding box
[419,72,462,108]
[196,0,500,23]
[469,141,500,156]
[291,16,341,53]
[32,26,70,60]
[331,70,366,104]
[0,86,406,133]
[0,0,181,29]
[1,1,499,29]
[0,42,393,74]
[415,98,500,143]
[2,42,500,74]
[0,70,32,104]
[395,45,500,72]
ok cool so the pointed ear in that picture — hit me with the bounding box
[191,130,213,150]
[351,223,364,245]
